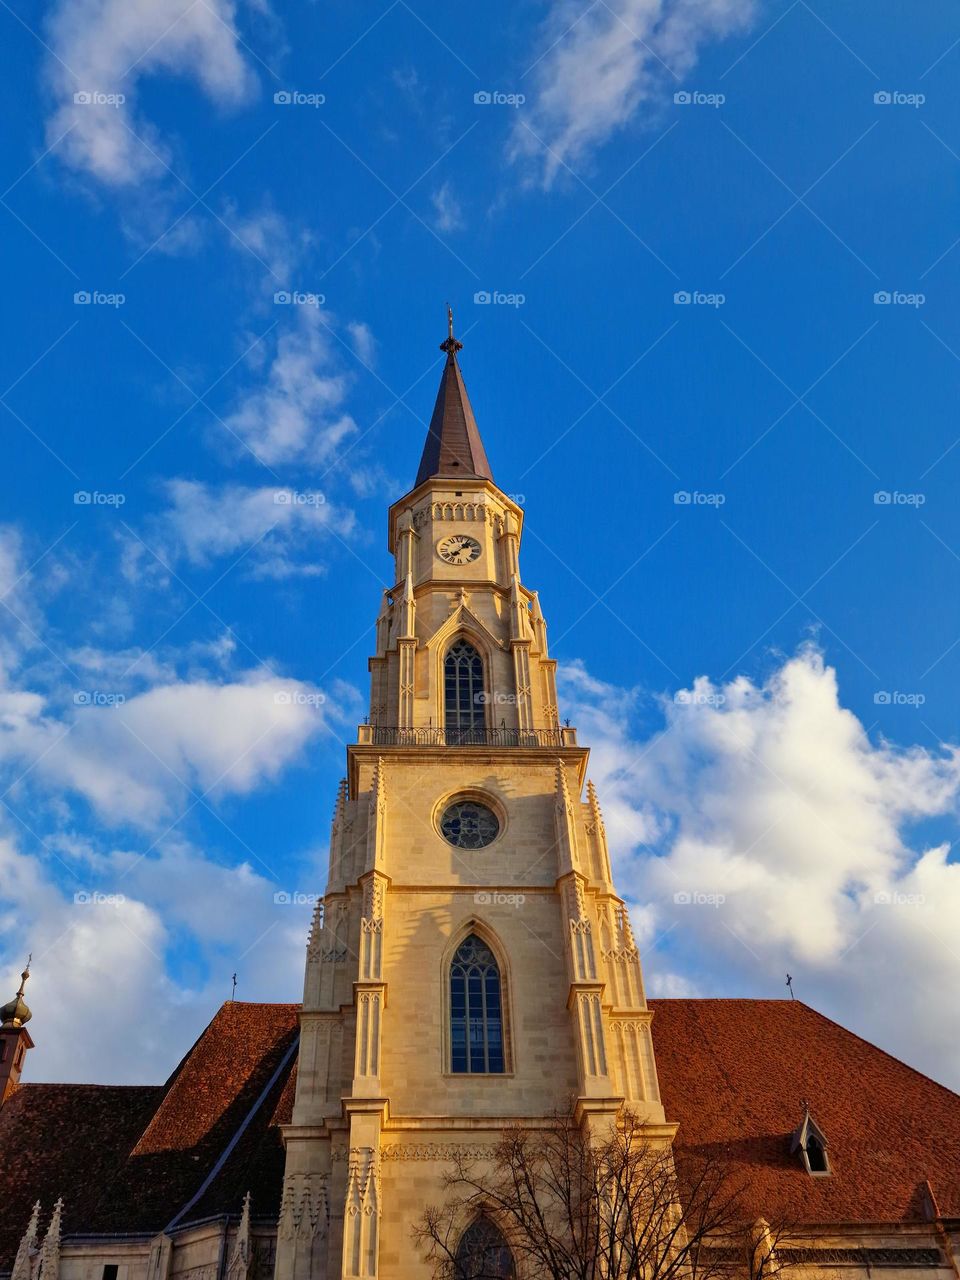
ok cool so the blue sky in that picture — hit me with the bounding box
[3,0,960,1088]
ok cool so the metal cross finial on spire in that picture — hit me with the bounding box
[439,303,463,357]
[2,954,33,1027]
[786,972,795,999]
[231,972,238,1002]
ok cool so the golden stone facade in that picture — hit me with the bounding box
[277,445,670,1278]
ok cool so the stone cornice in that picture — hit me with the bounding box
[347,743,589,795]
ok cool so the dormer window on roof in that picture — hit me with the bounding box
[791,1105,831,1177]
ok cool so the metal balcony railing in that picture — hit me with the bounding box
[356,725,578,748]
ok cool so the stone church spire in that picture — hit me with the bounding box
[413,307,493,487]
[278,322,665,1280]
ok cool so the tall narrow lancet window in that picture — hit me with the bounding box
[454,1218,515,1280]
[450,935,505,1074]
[445,640,485,743]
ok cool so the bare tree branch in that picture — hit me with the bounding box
[415,1108,793,1280]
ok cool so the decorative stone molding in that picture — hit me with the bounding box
[610,1019,658,1103]
[360,874,387,982]
[343,1148,380,1278]
[413,501,495,529]
[354,990,383,1079]
[554,760,580,876]
[226,1192,253,1280]
[332,1143,495,1162]
[362,874,386,922]
[380,1143,495,1161]
[586,780,605,835]
[10,1201,40,1280]
[397,635,416,730]
[574,990,607,1078]
[563,876,597,983]
[583,781,614,883]
[781,1250,940,1267]
[600,903,643,1009]
[325,779,348,886]
[510,617,534,731]
[529,591,548,654]
[365,759,387,872]
[314,900,349,966]
[306,899,325,963]
[37,1199,61,1280]
[278,1173,330,1242]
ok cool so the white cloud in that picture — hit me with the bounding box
[0,831,316,1082]
[223,309,359,466]
[348,321,377,367]
[0,523,352,1083]
[430,181,464,232]
[0,833,173,1081]
[0,527,39,684]
[559,646,960,1088]
[141,478,353,578]
[45,0,260,187]
[222,203,312,281]
[0,672,333,827]
[513,0,756,184]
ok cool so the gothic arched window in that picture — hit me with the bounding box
[450,935,505,1074]
[445,640,485,742]
[455,1216,515,1279]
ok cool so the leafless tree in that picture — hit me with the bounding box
[416,1108,788,1280]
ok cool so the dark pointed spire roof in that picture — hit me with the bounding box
[414,308,494,487]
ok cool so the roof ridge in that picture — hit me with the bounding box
[165,1033,300,1231]
[10,1082,164,1092]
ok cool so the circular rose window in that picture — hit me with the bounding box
[440,800,500,849]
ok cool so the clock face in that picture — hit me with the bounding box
[437,534,482,566]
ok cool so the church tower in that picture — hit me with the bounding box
[275,315,671,1280]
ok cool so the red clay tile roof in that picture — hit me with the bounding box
[4,995,960,1263]
[0,1084,163,1270]
[650,998,960,1224]
[0,1002,299,1269]
[96,1001,299,1234]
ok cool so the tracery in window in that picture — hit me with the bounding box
[450,935,505,1074]
[445,640,485,741]
[440,800,500,849]
[454,1216,514,1279]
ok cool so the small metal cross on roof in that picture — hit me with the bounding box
[440,303,463,356]
[786,972,795,999]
